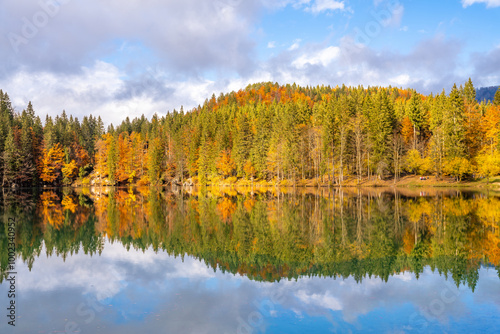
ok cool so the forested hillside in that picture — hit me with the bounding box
[476,86,500,103]
[1,79,500,188]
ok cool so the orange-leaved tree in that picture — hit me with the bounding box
[40,142,64,184]
[216,149,236,177]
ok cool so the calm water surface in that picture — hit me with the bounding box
[1,187,499,333]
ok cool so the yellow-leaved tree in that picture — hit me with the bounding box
[62,160,78,185]
[476,151,500,184]
[404,149,432,176]
[40,143,64,184]
[443,157,472,181]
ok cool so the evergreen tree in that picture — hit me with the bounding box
[232,111,252,177]
[2,128,19,187]
[407,91,424,150]
[147,136,164,185]
[444,84,466,159]
[365,90,395,178]
[463,78,476,105]
[14,103,38,186]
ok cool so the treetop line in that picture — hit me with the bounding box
[1,80,500,188]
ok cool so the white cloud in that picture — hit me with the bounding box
[0,0,260,76]
[389,74,411,86]
[306,0,345,13]
[292,46,341,68]
[254,35,469,94]
[383,4,404,27]
[274,0,346,13]
[288,39,302,50]
[268,41,276,48]
[462,0,500,7]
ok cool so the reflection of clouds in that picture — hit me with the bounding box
[18,240,215,300]
[393,271,413,282]
[296,290,343,311]
[17,243,128,300]
[1,242,499,333]
[258,268,489,325]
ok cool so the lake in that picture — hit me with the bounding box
[1,186,499,333]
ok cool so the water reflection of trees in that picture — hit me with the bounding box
[1,187,499,290]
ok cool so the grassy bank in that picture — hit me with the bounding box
[181,175,500,189]
[73,173,500,190]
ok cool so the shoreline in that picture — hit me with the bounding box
[78,174,500,189]
[4,175,500,192]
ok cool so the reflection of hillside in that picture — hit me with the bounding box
[1,187,499,289]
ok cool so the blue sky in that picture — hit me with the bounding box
[1,0,500,124]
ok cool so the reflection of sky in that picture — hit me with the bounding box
[1,241,499,334]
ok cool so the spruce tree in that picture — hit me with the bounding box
[232,111,252,177]
[444,84,466,159]
[407,91,424,150]
[17,105,37,186]
[463,78,476,105]
[2,129,18,187]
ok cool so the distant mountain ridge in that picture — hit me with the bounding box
[476,85,499,103]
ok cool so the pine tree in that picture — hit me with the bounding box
[429,92,447,178]
[147,136,164,185]
[0,91,14,121]
[18,107,37,186]
[365,90,395,179]
[232,111,252,177]
[2,129,19,187]
[96,116,105,138]
[407,91,424,150]
[444,84,466,159]
[463,78,476,105]
[250,104,272,179]
[334,95,352,184]
[0,91,13,156]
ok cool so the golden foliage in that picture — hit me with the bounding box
[40,143,64,183]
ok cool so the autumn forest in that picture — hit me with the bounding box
[1,80,500,188]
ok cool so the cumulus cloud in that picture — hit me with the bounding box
[292,46,341,68]
[472,46,500,85]
[0,0,260,76]
[306,0,346,13]
[271,0,346,13]
[462,0,500,7]
[288,39,302,50]
[255,34,465,94]
[382,3,404,27]
[390,74,411,86]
